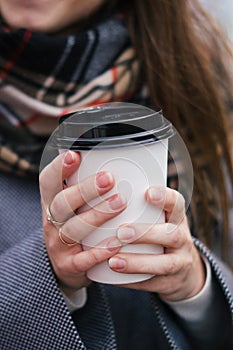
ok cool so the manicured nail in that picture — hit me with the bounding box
[96,172,114,189]
[108,194,126,211]
[109,257,126,270]
[148,187,164,202]
[64,151,76,165]
[106,238,121,252]
[117,226,135,242]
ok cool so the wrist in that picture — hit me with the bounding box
[59,279,91,297]
[162,255,213,322]
[185,246,206,299]
[61,287,88,313]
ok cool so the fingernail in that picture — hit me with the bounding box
[109,257,126,270]
[106,238,121,252]
[96,172,114,189]
[117,226,135,242]
[148,187,164,202]
[108,194,126,211]
[64,151,76,165]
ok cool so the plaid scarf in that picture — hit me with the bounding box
[0,14,142,176]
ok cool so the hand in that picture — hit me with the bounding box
[108,187,206,302]
[39,151,126,292]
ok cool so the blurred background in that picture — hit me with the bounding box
[200,0,233,41]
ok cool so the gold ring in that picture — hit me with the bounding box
[58,228,77,247]
[46,205,66,227]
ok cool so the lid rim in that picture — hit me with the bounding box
[57,102,174,150]
[61,110,162,126]
[57,124,173,144]
[56,129,175,150]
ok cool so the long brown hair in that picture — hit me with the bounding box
[123,0,233,264]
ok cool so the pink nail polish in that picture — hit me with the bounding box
[96,172,113,189]
[64,151,75,165]
[148,187,164,202]
[108,194,126,211]
[117,226,135,242]
[109,257,126,270]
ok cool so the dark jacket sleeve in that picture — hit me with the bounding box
[0,231,86,350]
[152,238,233,350]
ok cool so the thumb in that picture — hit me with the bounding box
[40,151,81,206]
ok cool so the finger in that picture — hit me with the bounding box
[67,236,122,273]
[116,221,192,249]
[40,151,81,206]
[49,171,114,222]
[114,274,186,298]
[60,193,127,242]
[46,235,122,290]
[146,187,186,224]
[109,252,185,276]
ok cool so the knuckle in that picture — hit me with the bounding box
[185,254,193,270]
[145,263,155,275]
[167,191,186,224]
[168,188,178,205]
[168,189,184,209]
[186,236,194,251]
[55,257,66,273]
[85,209,102,229]
[90,207,110,227]
[170,231,181,247]
[78,182,90,203]
[88,248,103,265]
[50,195,64,219]
[71,258,86,273]
[167,225,183,247]
[164,257,179,275]
[175,192,185,213]
[157,276,178,295]
[92,208,103,224]
[166,223,176,234]
[50,196,59,213]
[78,174,101,204]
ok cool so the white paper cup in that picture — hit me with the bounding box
[57,103,174,284]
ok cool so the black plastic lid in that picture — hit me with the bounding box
[56,103,174,150]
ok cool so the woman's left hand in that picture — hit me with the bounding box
[108,187,206,302]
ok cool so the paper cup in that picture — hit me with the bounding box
[57,103,174,284]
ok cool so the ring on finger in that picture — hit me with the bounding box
[58,227,77,247]
[46,205,66,227]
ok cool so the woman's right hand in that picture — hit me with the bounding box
[39,151,126,292]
